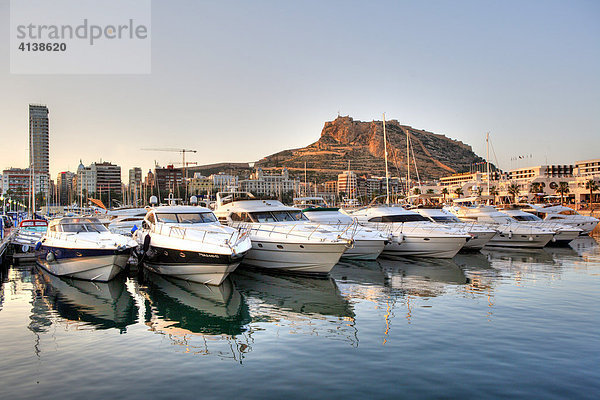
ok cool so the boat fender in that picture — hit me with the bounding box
[143,234,151,252]
[552,236,556,242]
[529,236,534,241]
[508,231,513,239]
[35,241,42,251]
[397,233,404,244]
[46,252,55,262]
[22,245,29,252]
[131,224,138,235]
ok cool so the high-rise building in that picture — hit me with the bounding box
[29,104,50,193]
[155,165,183,193]
[75,161,122,204]
[57,171,75,206]
[128,167,142,187]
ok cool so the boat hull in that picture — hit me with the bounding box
[37,252,128,282]
[485,232,554,248]
[241,241,347,274]
[382,236,467,259]
[142,246,246,285]
[341,239,385,260]
[462,231,497,250]
[549,229,582,245]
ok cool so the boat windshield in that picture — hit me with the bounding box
[431,216,461,223]
[248,211,308,223]
[56,223,108,233]
[156,212,217,224]
[249,212,277,223]
[368,214,429,223]
[512,215,542,222]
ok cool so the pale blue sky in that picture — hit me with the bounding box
[1,0,598,180]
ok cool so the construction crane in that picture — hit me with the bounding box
[141,148,198,202]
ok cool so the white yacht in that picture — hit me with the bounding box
[134,205,252,285]
[524,204,599,234]
[413,208,497,250]
[342,204,471,258]
[444,205,555,248]
[213,192,350,275]
[37,217,138,281]
[500,208,582,245]
[295,197,388,260]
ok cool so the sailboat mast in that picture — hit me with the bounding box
[383,113,390,204]
[406,127,410,195]
[304,161,307,197]
[486,132,490,196]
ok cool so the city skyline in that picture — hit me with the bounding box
[1,1,599,180]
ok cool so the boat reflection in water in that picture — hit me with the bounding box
[330,260,389,304]
[32,266,138,333]
[231,269,357,346]
[137,270,252,362]
[378,257,468,298]
[567,236,600,260]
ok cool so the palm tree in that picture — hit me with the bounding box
[476,187,484,197]
[441,187,449,203]
[556,181,570,205]
[413,188,421,195]
[585,179,598,207]
[507,183,520,203]
[426,189,434,194]
[530,182,543,201]
[453,187,464,198]
[489,186,499,205]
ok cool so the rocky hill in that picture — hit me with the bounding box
[256,116,485,181]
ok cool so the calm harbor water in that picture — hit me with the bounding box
[1,238,599,399]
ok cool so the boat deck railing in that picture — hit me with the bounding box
[234,221,354,243]
[156,223,250,248]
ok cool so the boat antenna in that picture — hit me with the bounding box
[383,113,390,204]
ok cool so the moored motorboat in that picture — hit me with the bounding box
[297,198,388,260]
[12,219,48,253]
[37,217,137,281]
[134,205,251,285]
[413,207,497,250]
[500,208,582,245]
[343,204,470,258]
[444,205,555,248]
[524,204,599,235]
[213,192,350,275]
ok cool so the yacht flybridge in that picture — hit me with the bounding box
[297,199,389,260]
[134,205,251,285]
[501,208,582,245]
[37,217,138,281]
[213,192,351,275]
[444,205,555,248]
[524,204,599,234]
[413,208,497,250]
[342,202,471,258]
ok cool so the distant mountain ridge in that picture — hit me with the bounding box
[256,116,485,180]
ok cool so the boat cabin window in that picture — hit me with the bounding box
[272,211,297,222]
[431,216,461,223]
[57,222,108,233]
[156,212,217,224]
[250,212,277,223]
[288,210,309,221]
[156,213,179,223]
[512,215,542,222]
[368,214,429,223]
[559,210,576,215]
